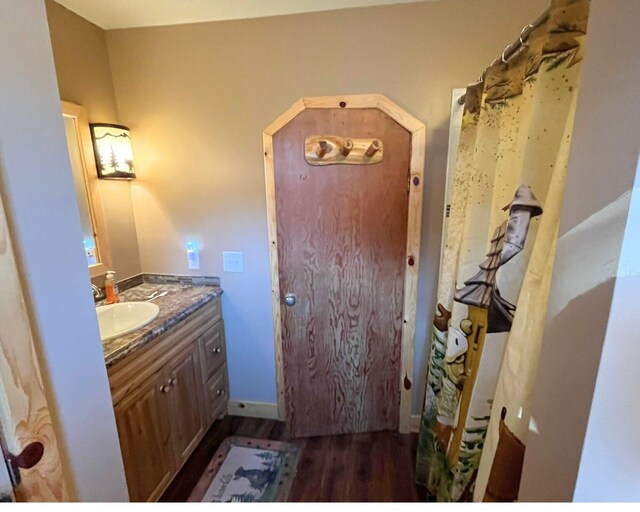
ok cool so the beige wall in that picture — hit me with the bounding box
[105,0,548,411]
[46,0,141,280]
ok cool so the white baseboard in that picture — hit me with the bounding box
[228,400,280,420]
[229,401,421,431]
[410,414,421,433]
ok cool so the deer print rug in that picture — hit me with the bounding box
[189,437,301,502]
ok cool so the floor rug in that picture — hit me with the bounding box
[189,436,301,503]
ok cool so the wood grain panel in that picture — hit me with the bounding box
[273,107,410,437]
[0,192,70,500]
[198,322,226,383]
[399,122,425,432]
[202,367,228,429]
[114,369,174,502]
[166,347,205,466]
[304,135,384,166]
[109,299,228,501]
[108,301,217,404]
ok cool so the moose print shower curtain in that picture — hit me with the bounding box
[416,0,590,501]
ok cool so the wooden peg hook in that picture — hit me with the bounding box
[304,136,384,165]
[340,139,354,156]
[316,140,329,159]
[365,139,381,158]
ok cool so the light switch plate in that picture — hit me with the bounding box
[223,251,243,273]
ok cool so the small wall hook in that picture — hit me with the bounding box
[315,140,329,159]
[365,139,381,158]
[304,135,383,166]
[340,139,354,156]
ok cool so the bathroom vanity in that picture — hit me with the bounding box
[102,276,227,502]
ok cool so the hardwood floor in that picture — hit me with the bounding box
[160,415,427,502]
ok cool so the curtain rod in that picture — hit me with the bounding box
[457,8,550,105]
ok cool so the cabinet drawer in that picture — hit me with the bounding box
[203,366,228,426]
[198,321,226,383]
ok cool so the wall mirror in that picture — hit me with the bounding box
[61,101,111,278]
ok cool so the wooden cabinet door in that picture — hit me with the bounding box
[114,369,174,502]
[166,348,205,465]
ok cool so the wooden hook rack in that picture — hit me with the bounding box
[304,135,384,166]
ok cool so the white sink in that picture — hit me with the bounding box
[96,302,160,341]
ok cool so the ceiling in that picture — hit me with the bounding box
[55,0,435,30]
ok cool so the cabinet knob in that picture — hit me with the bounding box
[160,384,169,393]
[216,388,225,396]
[213,346,222,354]
[168,377,177,387]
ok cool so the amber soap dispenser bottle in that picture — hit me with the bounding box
[105,271,120,304]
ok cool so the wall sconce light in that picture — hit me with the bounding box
[89,123,136,179]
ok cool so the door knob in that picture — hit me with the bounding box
[284,293,296,307]
[1,441,44,487]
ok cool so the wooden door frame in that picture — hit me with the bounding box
[263,94,425,433]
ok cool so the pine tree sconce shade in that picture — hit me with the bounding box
[89,123,136,179]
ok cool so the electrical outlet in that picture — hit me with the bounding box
[223,251,243,273]
[186,239,200,270]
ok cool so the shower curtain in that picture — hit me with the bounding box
[415,0,590,502]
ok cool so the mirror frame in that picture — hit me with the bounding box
[61,101,112,279]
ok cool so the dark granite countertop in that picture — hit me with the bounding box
[101,275,222,369]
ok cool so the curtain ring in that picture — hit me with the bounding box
[501,44,510,64]
[519,24,533,46]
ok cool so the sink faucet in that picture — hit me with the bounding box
[91,284,103,301]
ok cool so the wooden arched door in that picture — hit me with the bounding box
[264,95,425,437]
